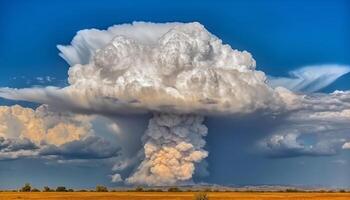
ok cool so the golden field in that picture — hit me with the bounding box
[0,192,350,200]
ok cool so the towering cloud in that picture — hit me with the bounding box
[127,113,208,185]
[0,22,284,185]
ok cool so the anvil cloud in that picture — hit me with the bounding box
[0,22,286,115]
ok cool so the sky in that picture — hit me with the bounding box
[0,0,349,189]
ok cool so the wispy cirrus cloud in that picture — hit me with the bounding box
[268,64,350,93]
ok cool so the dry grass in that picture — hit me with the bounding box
[0,192,350,200]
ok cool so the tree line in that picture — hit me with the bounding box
[15,183,108,192]
[2,183,348,194]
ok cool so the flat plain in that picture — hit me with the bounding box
[0,192,350,200]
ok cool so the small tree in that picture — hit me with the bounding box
[20,183,31,192]
[194,192,209,200]
[56,186,67,192]
[96,185,108,192]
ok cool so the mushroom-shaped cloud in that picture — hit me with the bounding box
[0,22,291,185]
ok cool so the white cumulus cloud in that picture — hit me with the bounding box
[0,105,119,160]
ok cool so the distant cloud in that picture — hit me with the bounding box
[112,157,138,171]
[0,137,38,152]
[9,75,66,87]
[342,142,350,149]
[0,105,120,161]
[0,137,39,160]
[258,90,350,158]
[332,159,347,165]
[111,173,123,183]
[40,136,120,159]
[268,64,350,93]
[35,76,56,83]
[260,132,343,158]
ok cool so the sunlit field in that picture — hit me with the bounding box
[0,192,350,200]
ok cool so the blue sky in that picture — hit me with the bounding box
[1,0,349,86]
[0,0,349,189]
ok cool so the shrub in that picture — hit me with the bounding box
[31,188,40,192]
[43,186,54,192]
[135,187,144,192]
[285,189,299,192]
[56,186,67,192]
[96,185,108,192]
[194,192,209,200]
[168,187,181,192]
[68,189,74,192]
[20,183,31,192]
